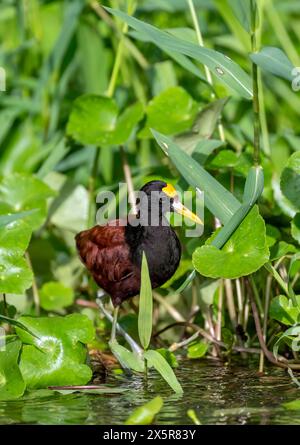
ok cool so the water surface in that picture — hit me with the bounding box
[1,360,299,425]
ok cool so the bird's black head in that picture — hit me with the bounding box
[139,180,168,195]
[136,180,202,225]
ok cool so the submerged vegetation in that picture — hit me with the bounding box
[0,0,300,424]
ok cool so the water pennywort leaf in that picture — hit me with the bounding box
[67,95,143,146]
[0,339,26,401]
[16,314,94,389]
[193,206,269,279]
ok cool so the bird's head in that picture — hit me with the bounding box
[138,180,203,225]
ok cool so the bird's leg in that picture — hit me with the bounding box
[110,306,119,343]
[96,292,142,355]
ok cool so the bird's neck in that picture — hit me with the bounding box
[125,214,170,252]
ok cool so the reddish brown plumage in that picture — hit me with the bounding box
[75,220,141,306]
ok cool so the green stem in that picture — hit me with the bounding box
[264,0,300,66]
[88,146,101,227]
[25,252,40,316]
[186,0,225,142]
[106,0,136,98]
[2,294,8,317]
[251,31,261,166]
[264,263,290,298]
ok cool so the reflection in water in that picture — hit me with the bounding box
[0,360,299,425]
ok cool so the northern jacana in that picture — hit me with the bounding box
[75,180,202,342]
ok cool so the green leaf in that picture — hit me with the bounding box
[139,87,198,137]
[109,340,144,372]
[269,295,300,326]
[208,149,238,169]
[0,340,26,401]
[282,399,300,411]
[156,348,178,368]
[187,409,201,425]
[40,281,74,311]
[16,314,94,389]
[106,8,253,99]
[144,349,183,394]
[273,325,300,359]
[228,0,259,33]
[152,130,241,224]
[193,206,269,279]
[67,95,143,146]
[0,255,33,295]
[162,259,193,288]
[270,241,297,261]
[138,252,153,350]
[222,328,234,350]
[0,315,39,339]
[0,210,38,228]
[250,47,295,82]
[280,152,300,210]
[125,396,163,425]
[0,174,55,230]
[187,341,209,359]
[266,224,281,247]
[0,219,33,294]
[291,213,300,244]
[193,98,229,140]
[130,29,206,82]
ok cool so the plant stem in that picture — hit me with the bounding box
[215,280,223,341]
[247,280,300,370]
[2,294,8,317]
[251,31,261,166]
[153,292,185,323]
[106,0,136,98]
[25,251,40,315]
[259,274,272,373]
[186,0,225,142]
[88,146,101,227]
[96,294,142,355]
[120,146,137,215]
[224,279,237,329]
[264,263,289,297]
[90,2,149,71]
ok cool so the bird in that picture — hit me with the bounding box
[75,180,202,342]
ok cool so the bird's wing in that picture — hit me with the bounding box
[75,222,135,284]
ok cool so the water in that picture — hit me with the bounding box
[0,359,299,425]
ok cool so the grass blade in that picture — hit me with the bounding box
[109,340,144,372]
[152,130,241,224]
[0,210,38,228]
[106,7,253,99]
[138,252,153,350]
[250,47,295,81]
[144,349,183,394]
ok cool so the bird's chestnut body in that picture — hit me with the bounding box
[75,217,181,306]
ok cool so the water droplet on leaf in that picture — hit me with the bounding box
[215,67,225,75]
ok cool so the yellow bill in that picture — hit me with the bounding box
[173,201,203,225]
